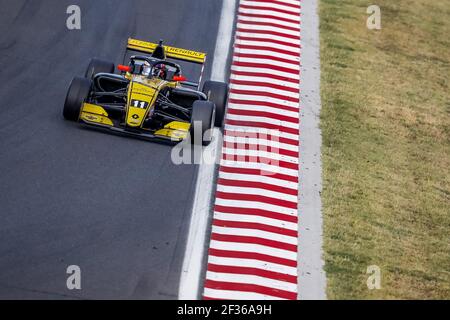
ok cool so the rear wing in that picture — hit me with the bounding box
[127,38,206,65]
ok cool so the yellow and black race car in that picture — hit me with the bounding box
[63,38,228,145]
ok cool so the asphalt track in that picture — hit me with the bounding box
[0,0,223,299]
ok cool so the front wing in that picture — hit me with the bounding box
[79,103,190,143]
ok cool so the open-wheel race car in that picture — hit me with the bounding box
[63,38,228,145]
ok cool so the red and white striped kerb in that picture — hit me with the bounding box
[203,0,301,300]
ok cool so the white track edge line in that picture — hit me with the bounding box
[178,0,237,300]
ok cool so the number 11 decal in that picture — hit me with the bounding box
[131,99,148,109]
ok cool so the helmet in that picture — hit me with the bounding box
[153,63,166,80]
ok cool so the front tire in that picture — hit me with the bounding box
[85,58,115,79]
[63,77,92,121]
[202,80,228,127]
[190,100,215,146]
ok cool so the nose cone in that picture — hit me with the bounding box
[126,82,156,127]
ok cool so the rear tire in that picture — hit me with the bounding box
[85,58,115,79]
[202,80,228,127]
[63,77,92,121]
[190,100,215,146]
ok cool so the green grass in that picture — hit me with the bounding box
[319,0,450,299]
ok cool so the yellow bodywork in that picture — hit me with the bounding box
[74,38,205,142]
[80,103,113,126]
[127,38,206,64]
[79,71,190,141]
[125,76,176,127]
[154,121,190,140]
[126,81,158,127]
[80,91,190,141]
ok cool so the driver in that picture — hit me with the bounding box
[152,64,166,80]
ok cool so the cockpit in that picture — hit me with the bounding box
[129,56,181,81]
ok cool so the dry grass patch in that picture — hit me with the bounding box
[319,0,450,299]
